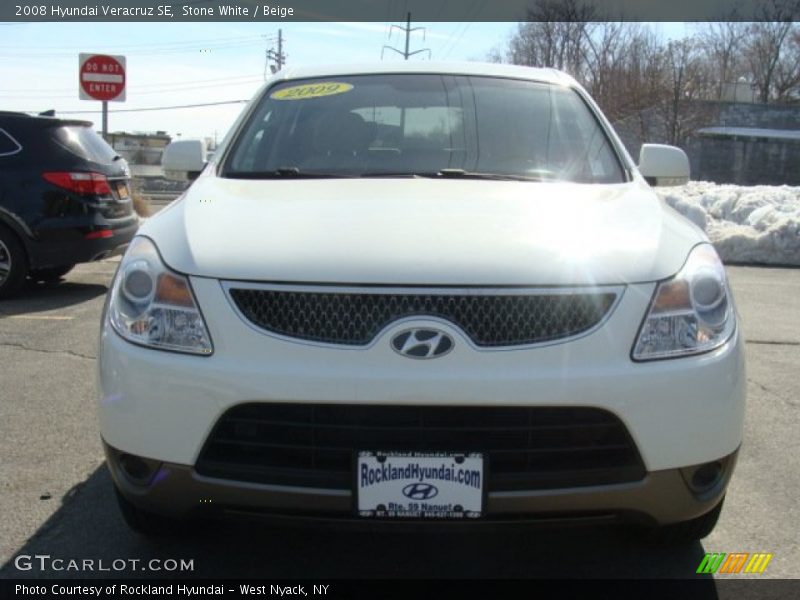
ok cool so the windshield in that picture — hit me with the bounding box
[224,74,625,183]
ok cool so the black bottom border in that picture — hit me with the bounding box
[3,578,800,600]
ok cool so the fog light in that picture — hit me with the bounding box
[679,452,738,499]
[688,461,723,493]
[118,453,161,485]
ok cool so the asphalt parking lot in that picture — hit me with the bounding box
[0,258,798,581]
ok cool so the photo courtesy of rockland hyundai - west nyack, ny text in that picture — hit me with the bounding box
[1,0,799,598]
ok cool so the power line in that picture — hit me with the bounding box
[0,43,268,58]
[382,12,431,60]
[438,0,485,59]
[0,34,270,50]
[0,38,274,58]
[52,100,249,115]
[2,73,265,95]
[1,79,264,100]
[441,23,473,59]
[438,21,467,56]
[110,79,262,96]
[131,73,264,89]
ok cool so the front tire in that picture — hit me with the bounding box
[0,224,29,299]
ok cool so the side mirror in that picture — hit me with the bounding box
[638,144,690,187]
[162,139,207,182]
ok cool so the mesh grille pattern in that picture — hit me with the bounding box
[228,287,617,347]
[195,404,645,492]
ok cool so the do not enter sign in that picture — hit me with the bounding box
[79,53,126,102]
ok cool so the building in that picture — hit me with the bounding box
[720,79,757,104]
[105,131,172,166]
[614,101,800,186]
[688,126,800,186]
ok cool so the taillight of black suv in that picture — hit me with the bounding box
[0,111,138,298]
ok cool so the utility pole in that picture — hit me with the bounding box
[277,29,283,69]
[382,12,431,60]
[265,29,286,76]
[403,13,410,59]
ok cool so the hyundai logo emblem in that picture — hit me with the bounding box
[391,328,454,359]
[402,482,439,500]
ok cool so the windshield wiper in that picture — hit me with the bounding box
[226,168,551,181]
[358,169,548,181]
[358,171,437,178]
[226,167,350,179]
[435,169,548,181]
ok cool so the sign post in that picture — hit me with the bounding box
[102,101,108,138]
[79,53,126,140]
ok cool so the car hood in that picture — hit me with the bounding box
[143,177,705,286]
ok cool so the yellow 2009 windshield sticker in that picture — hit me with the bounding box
[270,82,353,100]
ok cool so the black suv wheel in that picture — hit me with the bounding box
[0,224,28,299]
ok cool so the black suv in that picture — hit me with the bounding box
[0,112,138,298]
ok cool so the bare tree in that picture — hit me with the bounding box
[697,20,749,99]
[771,26,800,101]
[581,22,628,118]
[600,33,717,149]
[486,45,504,64]
[581,23,672,125]
[616,28,670,143]
[493,4,791,150]
[506,0,597,77]
[745,0,800,102]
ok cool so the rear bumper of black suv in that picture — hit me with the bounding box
[28,217,138,269]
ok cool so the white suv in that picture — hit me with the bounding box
[97,62,745,541]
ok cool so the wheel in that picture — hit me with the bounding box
[29,264,75,283]
[114,486,188,537]
[647,497,724,544]
[0,224,29,299]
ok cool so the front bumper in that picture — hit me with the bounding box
[106,442,738,527]
[98,278,746,527]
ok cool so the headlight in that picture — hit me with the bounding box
[633,244,735,361]
[108,236,213,355]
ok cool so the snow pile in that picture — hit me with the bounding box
[656,181,800,266]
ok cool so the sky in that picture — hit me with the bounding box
[0,21,687,141]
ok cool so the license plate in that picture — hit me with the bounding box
[356,451,484,519]
[115,182,129,199]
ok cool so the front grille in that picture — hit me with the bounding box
[196,404,645,492]
[228,287,617,347]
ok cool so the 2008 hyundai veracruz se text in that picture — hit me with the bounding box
[97,62,745,542]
